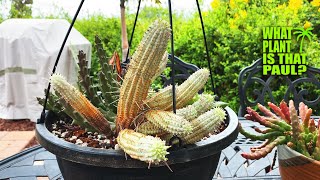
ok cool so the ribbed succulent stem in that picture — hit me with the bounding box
[247,107,285,132]
[268,102,287,121]
[145,68,210,111]
[116,20,171,132]
[241,136,286,160]
[77,51,104,109]
[239,125,283,141]
[279,100,290,123]
[182,107,226,145]
[308,119,316,133]
[144,85,175,110]
[50,74,112,136]
[289,100,301,143]
[296,133,310,157]
[117,129,170,164]
[37,90,62,115]
[38,90,97,132]
[151,52,168,82]
[176,94,215,121]
[265,118,292,131]
[312,125,320,160]
[299,102,308,122]
[136,121,166,136]
[56,92,97,132]
[95,36,119,114]
[257,103,277,119]
[303,108,312,129]
[254,127,273,134]
[144,110,193,135]
[250,138,273,152]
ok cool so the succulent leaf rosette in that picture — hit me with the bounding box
[240,100,320,160]
[38,20,228,165]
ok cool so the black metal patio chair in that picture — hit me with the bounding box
[238,58,320,116]
[212,58,320,179]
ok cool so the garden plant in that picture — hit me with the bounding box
[38,19,229,165]
[240,100,320,160]
[2,0,320,112]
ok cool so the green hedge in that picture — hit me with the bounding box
[1,0,319,113]
[172,0,320,111]
[56,1,320,113]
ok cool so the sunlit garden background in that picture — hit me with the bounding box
[1,0,319,111]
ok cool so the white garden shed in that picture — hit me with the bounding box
[0,19,91,122]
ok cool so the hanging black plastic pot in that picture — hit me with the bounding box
[35,0,239,179]
[36,107,238,180]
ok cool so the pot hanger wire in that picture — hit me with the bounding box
[125,0,215,113]
[38,0,215,123]
[38,0,85,124]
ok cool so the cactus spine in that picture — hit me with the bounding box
[117,129,170,163]
[145,68,210,111]
[116,20,171,132]
[50,74,112,136]
[144,110,193,135]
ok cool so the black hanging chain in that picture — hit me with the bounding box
[195,0,215,94]
[38,0,85,124]
[168,0,177,113]
[124,0,142,64]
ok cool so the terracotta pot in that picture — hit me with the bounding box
[278,145,320,180]
[36,107,239,180]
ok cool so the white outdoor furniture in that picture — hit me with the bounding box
[0,19,91,122]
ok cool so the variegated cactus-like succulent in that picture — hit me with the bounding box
[43,19,229,164]
[144,110,193,135]
[117,129,170,164]
[144,68,210,111]
[240,100,320,161]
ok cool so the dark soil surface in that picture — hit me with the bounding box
[50,117,116,149]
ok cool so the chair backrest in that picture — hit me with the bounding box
[160,54,200,87]
[238,59,320,116]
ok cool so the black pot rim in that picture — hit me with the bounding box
[35,107,239,168]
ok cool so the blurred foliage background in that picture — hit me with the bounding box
[0,0,319,113]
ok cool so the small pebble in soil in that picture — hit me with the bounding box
[50,117,114,149]
[114,144,120,151]
[76,139,83,145]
